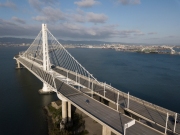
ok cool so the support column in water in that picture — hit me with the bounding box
[68,102,71,122]
[16,60,21,68]
[62,100,67,123]
[102,125,111,135]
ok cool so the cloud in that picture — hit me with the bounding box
[41,0,58,4]
[148,32,157,35]
[167,35,177,38]
[28,0,58,11]
[133,30,144,36]
[33,7,65,23]
[47,23,144,40]
[29,0,64,23]
[0,19,39,37]
[33,6,107,24]
[72,14,86,23]
[0,1,16,9]
[71,11,108,24]
[30,0,106,24]
[74,0,99,8]
[0,18,144,41]
[86,12,108,23]
[147,37,160,40]
[48,23,117,39]
[29,0,42,11]
[148,35,178,40]
[12,17,26,24]
[133,0,141,4]
[119,30,144,37]
[117,0,141,5]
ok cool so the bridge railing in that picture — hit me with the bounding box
[104,84,176,116]
[55,66,98,83]
[129,95,176,116]
[105,84,128,98]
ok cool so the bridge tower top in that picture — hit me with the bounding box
[42,23,50,71]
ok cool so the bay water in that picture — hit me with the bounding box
[0,47,180,135]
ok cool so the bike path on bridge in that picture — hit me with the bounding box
[16,56,164,135]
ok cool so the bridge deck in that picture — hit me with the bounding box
[52,65,180,134]
[16,56,164,135]
[54,75,163,135]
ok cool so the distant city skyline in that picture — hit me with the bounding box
[0,0,180,45]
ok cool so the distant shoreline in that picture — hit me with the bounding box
[2,45,179,56]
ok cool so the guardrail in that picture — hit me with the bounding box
[99,81,177,116]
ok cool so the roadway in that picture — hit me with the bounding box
[16,56,164,135]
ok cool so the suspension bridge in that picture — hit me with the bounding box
[14,24,180,135]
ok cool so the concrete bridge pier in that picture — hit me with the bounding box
[39,83,53,94]
[16,60,21,69]
[62,100,67,123]
[102,125,111,135]
[57,93,71,123]
[42,83,49,91]
[62,101,72,123]
[68,102,71,122]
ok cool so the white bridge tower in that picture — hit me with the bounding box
[41,24,52,93]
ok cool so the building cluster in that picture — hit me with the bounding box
[1,42,180,55]
[0,43,30,47]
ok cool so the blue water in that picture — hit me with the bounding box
[0,47,58,135]
[0,47,180,135]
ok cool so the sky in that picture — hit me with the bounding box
[0,0,180,45]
